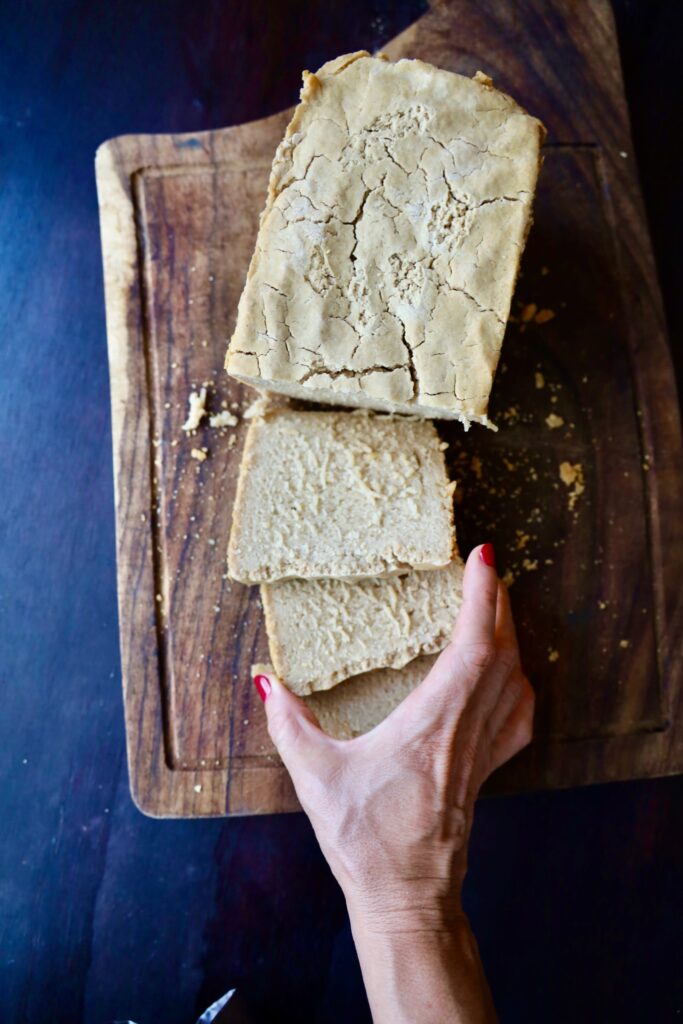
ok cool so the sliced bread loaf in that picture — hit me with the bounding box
[226,50,545,426]
[260,559,464,694]
[228,408,456,584]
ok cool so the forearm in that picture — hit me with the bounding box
[348,905,497,1024]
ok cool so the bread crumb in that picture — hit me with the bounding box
[535,371,545,389]
[535,308,556,325]
[548,649,559,662]
[243,393,289,419]
[545,413,564,429]
[619,639,630,649]
[182,387,207,432]
[515,531,531,550]
[227,435,238,449]
[501,569,515,588]
[191,448,208,462]
[598,600,607,610]
[522,558,538,572]
[541,265,550,276]
[193,783,202,793]
[209,410,238,429]
[521,302,537,323]
[559,461,585,511]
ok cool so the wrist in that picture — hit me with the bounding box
[346,886,468,939]
[347,905,495,1024]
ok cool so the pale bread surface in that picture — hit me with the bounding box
[226,51,544,425]
[253,654,438,739]
[261,559,464,694]
[305,653,438,738]
[228,409,456,583]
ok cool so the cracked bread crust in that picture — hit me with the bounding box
[226,51,545,425]
[261,559,464,694]
[228,409,456,584]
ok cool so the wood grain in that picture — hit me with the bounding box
[96,0,683,816]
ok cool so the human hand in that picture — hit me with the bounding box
[253,544,534,935]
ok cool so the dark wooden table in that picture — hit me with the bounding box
[0,3,681,1022]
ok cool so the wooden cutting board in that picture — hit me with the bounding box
[96,0,683,817]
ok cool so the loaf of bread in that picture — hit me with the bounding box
[226,50,544,426]
[228,408,456,583]
[261,559,464,694]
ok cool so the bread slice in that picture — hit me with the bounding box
[253,654,438,739]
[261,559,464,695]
[226,51,545,426]
[228,409,456,584]
[305,653,438,738]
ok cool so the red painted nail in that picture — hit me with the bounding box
[253,674,271,703]
[480,543,496,568]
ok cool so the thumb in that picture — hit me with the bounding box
[252,669,328,775]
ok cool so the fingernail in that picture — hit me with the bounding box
[253,674,271,703]
[480,543,496,568]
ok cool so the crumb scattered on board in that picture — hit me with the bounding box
[513,300,556,331]
[209,410,238,429]
[559,461,585,512]
[243,392,291,419]
[182,387,240,468]
[548,649,560,662]
[182,387,207,432]
[545,413,564,429]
